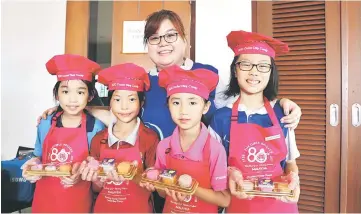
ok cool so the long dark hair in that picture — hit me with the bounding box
[224,56,279,101]
[53,79,102,112]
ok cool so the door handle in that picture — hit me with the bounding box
[352,103,361,127]
[330,104,339,126]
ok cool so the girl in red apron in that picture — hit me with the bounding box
[21,54,105,213]
[79,63,159,213]
[142,65,231,213]
[209,30,300,213]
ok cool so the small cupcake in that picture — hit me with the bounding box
[45,165,57,172]
[117,162,131,174]
[146,169,160,181]
[58,164,72,173]
[30,164,43,171]
[242,180,255,191]
[160,169,177,185]
[258,179,274,192]
[88,159,100,170]
[101,158,115,173]
[178,174,192,188]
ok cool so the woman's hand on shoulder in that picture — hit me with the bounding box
[36,106,58,126]
[279,98,302,130]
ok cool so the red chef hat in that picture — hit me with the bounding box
[98,63,150,91]
[158,65,218,100]
[227,30,289,58]
[46,54,100,82]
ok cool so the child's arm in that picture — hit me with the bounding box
[194,188,230,208]
[86,106,111,126]
[38,106,111,126]
[285,160,299,175]
[133,132,159,185]
[191,138,230,207]
[92,179,104,192]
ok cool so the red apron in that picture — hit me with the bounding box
[32,112,91,213]
[163,134,218,213]
[226,97,298,213]
[93,132,152,213]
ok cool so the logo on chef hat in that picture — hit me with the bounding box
[49,144,73,163]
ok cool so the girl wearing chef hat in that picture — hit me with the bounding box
[22,54,105,212]
[208,30,300,213]
[141,65,231,213]
[79,63,159,213]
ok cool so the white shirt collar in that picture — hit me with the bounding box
[107,117,140,148]
[225,95,278,115]
[148,58,194,76]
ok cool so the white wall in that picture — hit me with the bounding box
[196,0,252,106]
[1,0,67,160]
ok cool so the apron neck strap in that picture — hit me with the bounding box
[231,96,281,127]
[263,97,281,127]
[51,111,87,128]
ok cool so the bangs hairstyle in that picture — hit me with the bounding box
[143,9,186,45]
[53,78,103,112]
[107,90,145,107]
[107,90,146,118]
[224,56,279,101]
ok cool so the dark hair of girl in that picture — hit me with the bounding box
[224,56,279,101]
[53,78,102,112]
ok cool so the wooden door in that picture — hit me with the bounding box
[65,1,90,56]
[111,1,192,70]
[253,1,341,212]
[340,1,361,213]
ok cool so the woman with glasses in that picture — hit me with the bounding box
[209,30,300,213]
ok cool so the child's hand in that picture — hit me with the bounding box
[106,169,125,182]
[139,182,156,192]
[228,167,254,200]
[60,162,82,188]
[165,188,188,202]
[277,172,300,203]
[36,106,57,126]
[276,183,300,203]
[79,157,99,182]
[21,157,42,183]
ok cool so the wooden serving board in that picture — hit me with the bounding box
[237,181,294,198]
[140,174,199,195]
[26,170,71,177]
